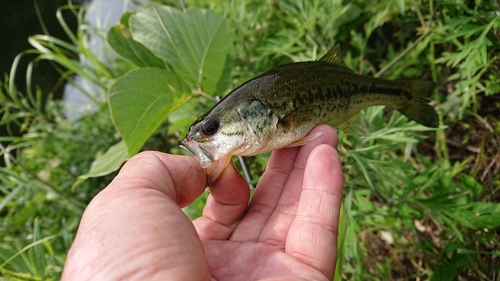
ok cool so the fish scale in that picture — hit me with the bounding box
[179,44,439,184]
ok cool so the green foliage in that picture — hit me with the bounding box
[130,5,234,95]
[9,3,112,102]
[0,80,118,279]
[434,3,500,118]
[0,3,119,279]
[1,0,499,280]
[92,3,234,162]
[107,19,167,69]
[109,68,191,155]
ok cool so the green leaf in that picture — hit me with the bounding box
[334,203,347,281]
[0,185,23,213]
[435,211,465,241]
[130,3,234,95]
[451,246,477,269]
[430,262,458,281]
[109,68,191,155]
[459,174,484,199]
[456,202,500,229]
[72,140,129,189]
[107,25,166,69]
[484,74,500,95]
[120,12,133,27]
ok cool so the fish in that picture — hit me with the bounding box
[178,44,439,184]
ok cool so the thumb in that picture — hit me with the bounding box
[62,151,211,281]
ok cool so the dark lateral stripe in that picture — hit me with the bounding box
[361,85,410,98]
[315,84,411,103]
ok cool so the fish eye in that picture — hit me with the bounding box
[200,118,219,136]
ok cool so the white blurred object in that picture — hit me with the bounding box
[63,0,144,120]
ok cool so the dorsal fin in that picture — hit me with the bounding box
[319,44,349,68]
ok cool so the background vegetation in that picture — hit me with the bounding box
[1,0,499,280]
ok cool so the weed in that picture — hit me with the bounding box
[1,0,499,279]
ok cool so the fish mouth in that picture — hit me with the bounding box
[178,138,229,185]
[177,140,195,155]
[178,139,214,168]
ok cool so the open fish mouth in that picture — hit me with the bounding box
[178,139,214,168]
[177,140,194,155]
[178,138,230,185]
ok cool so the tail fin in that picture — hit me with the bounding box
[398,80,439,128]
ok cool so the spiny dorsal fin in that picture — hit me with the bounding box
[319,44,349,68]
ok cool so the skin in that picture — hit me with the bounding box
[61,125,343,281]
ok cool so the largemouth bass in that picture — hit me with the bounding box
[179,45,438,184]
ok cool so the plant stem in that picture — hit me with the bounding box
[374,31,429,78]
[375,1,434,78]
[193,89,218,103]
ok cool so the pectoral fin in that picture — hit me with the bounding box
[286,131,323,147]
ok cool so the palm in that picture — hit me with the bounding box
[194,125,342,281]
[203,241,326,280]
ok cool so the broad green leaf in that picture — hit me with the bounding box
[430,262,458,281]
[120,12,133,27]
[109,68,191,155]
[130,3,233,95]
[107,25,166,69]
[72,141,129,190]
[451,246,477,268]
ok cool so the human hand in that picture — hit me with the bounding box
[62,124,343,281]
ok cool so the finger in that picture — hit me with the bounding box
[62,151,210,281]
[266,124,338,171]
[285,144,343,280]
[256,125,338,245]
[231,125,338,242]
[193,162,250,240]
[112,151,208,207]
[260,276,308,281]
[228,145,300,242]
